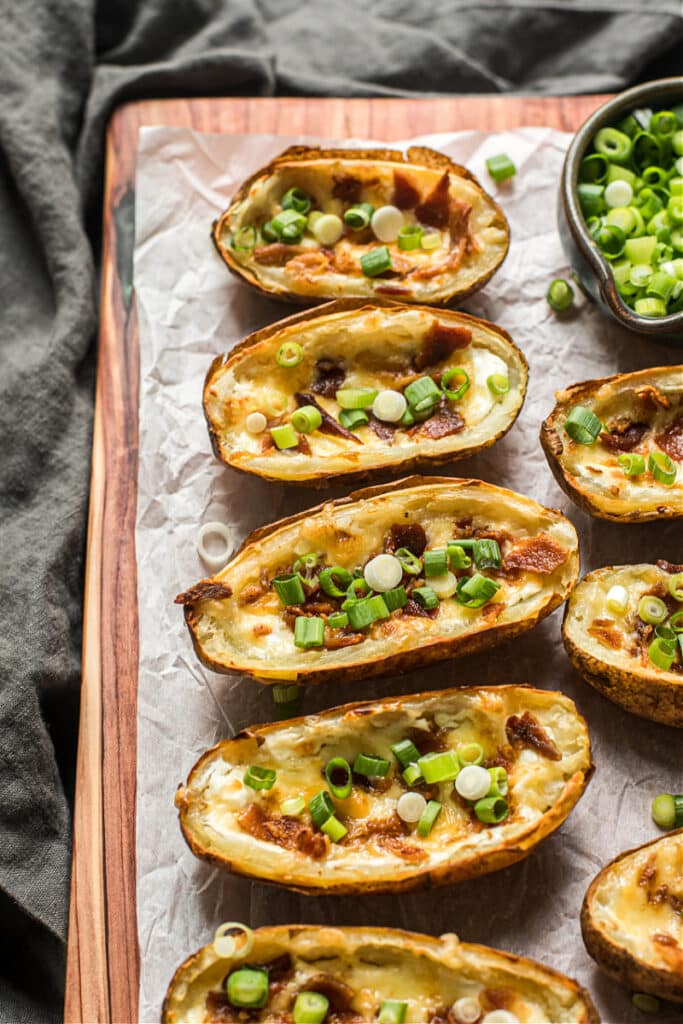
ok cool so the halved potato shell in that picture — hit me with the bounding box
[176,476,579,685]
[163,924,600,1023]
[540,365,683,523]
[204,299,527,484]
[562,562,683,727]
[212,145,509,305]
[176,685,593,895]
[581,830,683,1004]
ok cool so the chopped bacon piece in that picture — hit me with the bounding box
[374,284,412,296]
[415,171,450,227]
[347,812,426,862]
[449,197,472,241]
[311,358,345,397]
[635,385,671,410]
[657,559,683,574]
[295,392,362,444]
[324,629,364,650]
[506,712,561,761]
[652,934,683,973]
[414,318,472,371]
[410,405,465,440]
[502,534,568,575]
[329,244,359,275]
[368,414,397,441]
[655,414,683,461]
[205,992,246,1022]
[410,236,467,280]
[404,597,438,619]
[393,169,421,209]
[253,242,305,265]
[238,583,265,605]
[599,420,648,452]
[174,581,232,605]
[588,619,623,650]
[332,174,362,203]
[388,522,427,556]
[408,724,448,753]
[285,250,331,279]
[237,803,327,859]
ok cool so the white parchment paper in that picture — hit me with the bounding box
[134,125,681,1024]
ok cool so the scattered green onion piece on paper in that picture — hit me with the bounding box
[486,153,516,183]
[547,278,574,312]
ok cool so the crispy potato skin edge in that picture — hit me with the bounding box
[210,145,510,306]
[203,298,528,486]
[162,924,601,1024]
[581,829,683,1004]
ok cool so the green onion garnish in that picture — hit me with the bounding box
[404,375,442,413]
[473,538,502,570]
[417,750,460,783]
[648,637,676,671]
[325,757,353,800]
[293,616,325,648]
[441,367,470,401]
[327,611,349,629]
[669,610,683,632]
[270,424,299,450]
[343,203,374,229]
[423,548,448,577]
[412,586,439,610]
[648,450,677,485]
[335,387,377,409]
[488,766,509,797]
[631,993,661,1016]
[617,452,645,476]
[594,126,632,163]
[391,738,421,768]
[378,1000,408,1023]
[293,991,330,1023]
[632,132,662,173]
[454,573,501,608]
[564,405,602,444]
[421,230,441,250]
[457,742,484,767]
[353,753,391,778]
[578,183,605,216]
[474,795,509,824]
[261,220,279,242]
[272,682,302,720]
[291,405,322,434]
[321,815,347,842]
[579,153,609,183]
[651,792,683,830]
[272,572,306,606]
[339,408,369,430]
[447,542,472,570]
[276,341,304,368]
[367,594,391,622]
[397,225,423,250]
[395,547,422,575]
[635,296,668,317]
[361,245,392,277]
[416,799,442,837]
[230,226,257,252]
[309,790,335,827]
[280,795,306,816]
[344,577,371,602]
[638,595,668,625]
[347,598,376,630]
[668,573,683,602]
[243,766,276,791]
[383,586,408,612]
[226,967,269,1008]
[271,208,308,242]
[399,407,416,428]
[485,153,516,183]
[281,187,312,214]
[487,374,510,397]
[546,277,575,312]
[292,553,320,575]
[402,762,423,786]
[319,566,353,598]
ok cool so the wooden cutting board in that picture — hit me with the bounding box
[65,93,611,1024]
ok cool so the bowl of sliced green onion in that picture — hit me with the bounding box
[560,76,683,341]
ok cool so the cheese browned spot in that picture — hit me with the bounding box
[237,803,328,859]
[506,712,561,761]
[503,534,568,575]
[175,581,233,605]
[599,421,649,452]
[587,619,623,651]
[387,522,427,556]
[410,405,465,440]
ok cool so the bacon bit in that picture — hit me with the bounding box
[414,319,472,371]
[237,803,328,859]
[588,619,623,650]
[410,404,465,440]
[410,236,467,280]
[285,250,331,280]
[238,583,265,605]
[259,953,293,986]
[252,624,272,638]
[295,392,362,444]
[368,414,397,442]
[296,433,311,455]
[449,197,472,241]
[657,559,683,574]
[347,812,427,862]
[332,174,362,203]
[330,244,359,275]
[174,581,232,605]
[481,989,514,1013]
[311,358,345,398]
[599,420,649,452]
[375,284,412,296]
[205,992,247,1022]
[393,169,421,209]
[409,725,448,753]
[502,534,568,575]
[506,712,561,761]
[415,171,451,227]
[253,242,305,265]
[300,974,357,1016]
[636,385,671,410]
[324,629,364,650]
[655,414,683,461]
[387,522,427,556]
[379,834,428,862]
[404,597,438,619]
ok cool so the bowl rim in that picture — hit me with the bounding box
[561,76,683,335]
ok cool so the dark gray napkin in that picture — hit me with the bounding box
[0,1,680,1020]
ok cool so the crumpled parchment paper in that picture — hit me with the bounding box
[134,125,681,1024]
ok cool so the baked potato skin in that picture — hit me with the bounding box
[162,925,601,1024]
[180,475,580,686]
[581,830,683,1005]
[562,565,683,728]
[540,366,683,523]
[212,145,509,306]
[203,298,528,487]
[176,685,594,895]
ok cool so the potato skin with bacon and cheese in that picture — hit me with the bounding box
[175,477,579,685]
[562,563,683,727]
[204,299,527,485]
[540,365,683,523]
[212,145,509,305]
[175,685,593,895]
[581,830,683,1004]
[162,925,600,1024]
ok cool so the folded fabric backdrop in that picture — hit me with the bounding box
[0,1,681,1020]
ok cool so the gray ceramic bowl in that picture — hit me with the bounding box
[559,77,683,343]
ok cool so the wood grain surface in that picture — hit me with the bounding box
[65,93,611,1024]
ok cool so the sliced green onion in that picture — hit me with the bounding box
[280,796,306,816]
[395,547,422,575]
[325,757,353,799]
[447,542,472,570]
[261,220,279,242]
[378,1000,408,1023]
[270,424,299,450]
[327,611,349,629]
[430,571,458,600]
[383,585,408,612]
[345,577,371,601]
[339,408,369,429]
[404,375,442,413]
[635,296,667,316]
[668,573,683,602]
[595,223,626,258]
[624,234,657,264]
[416,799,442,837]
[272,573,306,606]
[336,387,377,409]
[655,625,676,642]
[578,182,605,216]
[473,538,502,570]
[367,594,391,621]
[353,753,391,778]
[292,553,320,575]
[474,795,509,824]
[281,187,312,214]
[276,341,304,368]
[579,153,609,183]
[648,450,677,485]
[226,967,269,1009]
[309,790,335,827]
[271,208,308,241]
[417,750,460,783]
[272,682,302,720]
[294,616,325,649]
[244,765,276,791]
[487,374,510,397]
[564,405,602,444]
[594,126,632,163]
[606,585,629,615]
[293,991,330,1023]
[648,637,676,670]
[343,203,374,229]
[441,367,470,401]
[669,610,683,631]
[486,154,516,183]
[651,111,677,139]
[631,132,662,173]
[647,270,677,302]
[397,225,423,250]
[291,405,322,433]
[361,245,392,277]
[391,738,421,768]
[617,452,646,476]
[547,278,574,312]
[321,813,347,841]
[457,742,484,767]
[454,573,501,608]
[412,586,439,610]
[423,548,448,577]
[230,226,257,252]
[632,993,661,1016]
[421,230,441,250]
[347,596,389,629]
[319,567,353,598]
[402,762,423,786]
[488,766,509,797]
[638,595,668,625]
[399,407,415,428]
[651,792,683,830]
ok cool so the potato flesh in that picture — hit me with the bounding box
[181,688,590,888]
[223,159,508,302]
[589,833,683,973]
[205,306,525,480]
[191,483,577,675]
